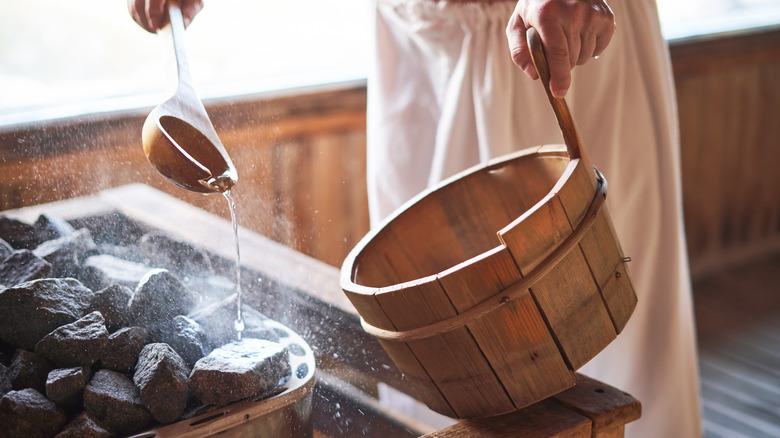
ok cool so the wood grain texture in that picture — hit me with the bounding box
[499,162,617,370]
[438,247,575,410]
[423,400,592,438]
[0,84,369,269]
[670,27,780,278]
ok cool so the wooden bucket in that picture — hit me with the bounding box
[340,29,636,419]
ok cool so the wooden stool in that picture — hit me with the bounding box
[423,374,641,438]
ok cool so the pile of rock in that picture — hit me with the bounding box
[0,212,291,437]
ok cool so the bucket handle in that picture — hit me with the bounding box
[526,27,591,166]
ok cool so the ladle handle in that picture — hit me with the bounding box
[167,0,195,93]
[526,27,590,164]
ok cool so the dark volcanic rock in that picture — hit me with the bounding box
[0,216,41,250]
[165,315,210,368]
[139,231,214,275]
[189,338,290,407]
[33,214,76,242]
[101,326,148,372]
[133,343,189,424]
[0,278,95,350]
[33,228,97,279]
[82,254,153,291]
[87,284,133,332]
[83,369,152,436]
[46,367,90,410]
[180,274,240,308]
[188,295,272,349]
[128,269,201,335]
[68,211,149,247]
[35,312,109,368]
[0,364,12,396]
[0,249,52,287]
[0,388,67,438]
[0,238,13,260]
[8,349,53,394]
[55,412,112,438]
[92,243,149,264]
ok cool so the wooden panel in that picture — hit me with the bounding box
[551,374,642,434]
[670,28,780,278]
[423,399,591,438]
[0,84,369,269]
[500,163,616,370]
[376,278,515,418]
[559,163,636,333]
[437,246,575,409]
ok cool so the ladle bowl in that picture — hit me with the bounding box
[142,0,237,193]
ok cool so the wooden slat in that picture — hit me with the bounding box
[499,165,616,370]
[550,374,641,436]
[422,399,592,438]
[551,159,636,334]
[437,246,575,410]
[376,278,515,418]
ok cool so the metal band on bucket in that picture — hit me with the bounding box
[361,167,610,343]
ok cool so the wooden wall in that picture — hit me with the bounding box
[1,27,778,279]
[0,84,369,268]
[671,27,780,278]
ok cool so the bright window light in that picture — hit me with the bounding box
[0,0,372,124]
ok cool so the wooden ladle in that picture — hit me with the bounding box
[142,0,237,193]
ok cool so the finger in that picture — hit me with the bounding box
[593,30,613,58]
[566,29,581,68]
[536,26,572,98]
[506,12,537,80]
[146,0,168,32]
[180,0,204,28]
[577,31,597,65]
[128,0,153,32]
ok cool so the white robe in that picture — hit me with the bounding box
[366,0,702,436]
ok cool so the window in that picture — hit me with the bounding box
[0,0,371,125]
[657,0,780,41]
[2,0,778,126]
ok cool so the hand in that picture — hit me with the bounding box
[506,0,615,98]
[128,0,204,33]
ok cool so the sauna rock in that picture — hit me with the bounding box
[189,338,290,407]
[101,326,149,372]
[0,278,95,351]
[164,315,210,369]
[33,228,97,279]
[56,412,113,438]
[45,366,89,410]
[133,343,190,424]
[0,238,13,259]
[83,254,154,291]
[0,364,12,396]
[0,213,295,436]
[188,295,275,349]
[84,369,153,436]
[0,216,44,250]
[87,284,133,332]
[35,311,109,368]
[0,249,52,286]
[128,268,201,336]
[139,231,214,275]
[0,388,67,437]
[33,214,76,241]
[8,349,53,394]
